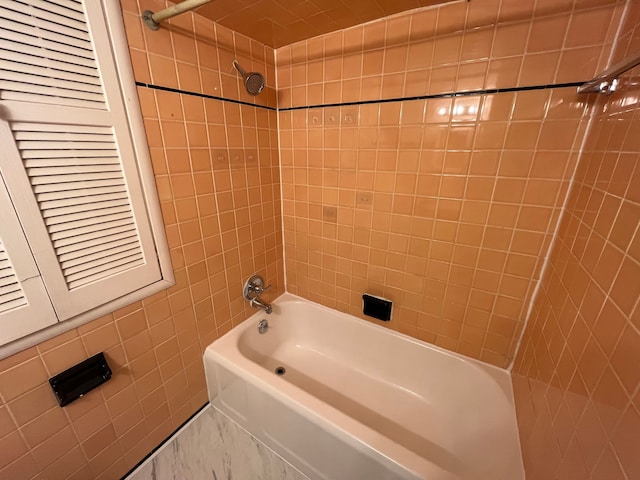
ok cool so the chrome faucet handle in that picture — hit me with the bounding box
[255,283,272,294]
[243,274,271,301]
[249,281,271,295]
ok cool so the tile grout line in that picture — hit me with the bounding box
[274,49,289,294]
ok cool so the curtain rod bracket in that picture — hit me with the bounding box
[142,0,214,31]
[578,52,640,95]
[142,10,160,31]
[600,78,619,95]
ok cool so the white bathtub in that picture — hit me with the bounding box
[204,294,524,480]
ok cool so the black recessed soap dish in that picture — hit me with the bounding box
[362,293,392,321]
[49,352,112,407]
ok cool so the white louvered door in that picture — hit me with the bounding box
[0,174,57,343]
[0,0,162,322]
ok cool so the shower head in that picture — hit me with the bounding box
[233,60,265,96]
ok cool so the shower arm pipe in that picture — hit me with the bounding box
[577,51,640,94]
[142,0,213,30]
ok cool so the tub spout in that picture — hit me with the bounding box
[250,296,272,314]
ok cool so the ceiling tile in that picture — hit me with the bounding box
[194,0,458,48]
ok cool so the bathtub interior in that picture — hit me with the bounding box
[205,294,525,480]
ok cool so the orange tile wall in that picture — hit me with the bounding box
[512,2,640,478]
[0,1,283,478]
[0,0,638,479]
[277,0,626,367]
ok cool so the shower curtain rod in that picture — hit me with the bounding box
[578,51,640,94]
[142,0,213,30]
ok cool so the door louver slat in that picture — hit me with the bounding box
[0,274,16,284]
[12,123,111,135]
[0,39,96,70]
[1,67,103,94]
[20,142,117,153]
[0,90,106,109]
[22,150,118,160]
[12,0,85,22]
[1,7,91,43]
[0,78,105,103]
[0,284,24,300]
[42,198,131,219]
[36,184,126,202]
[0,275,19,289]
[26,158,121,168]
[63,247,141,275]
[0,21,95,60]
[0,266,15,280]
[42,202,131,225]
[40,191,128,211]
[67,259,145,290]
[0,270,15,281]
[46,0,84,14]
[30,172,123,185]
[46,208,133,234]
[52,223,136,250]
[0,297,27,312]
[50,218,135,242]
[1,48,101,79]
[66,255,144,288]
[33,179,124,195]
[0,60,103,91]
[18,131,115,142]
[58,233,138,262]
[27,165,123,177]
[4,0,88,29]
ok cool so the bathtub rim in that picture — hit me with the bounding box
[245,293,515,386]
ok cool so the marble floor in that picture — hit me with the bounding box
[126,405,309,480]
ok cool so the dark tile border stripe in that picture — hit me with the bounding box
[279,81,586,111]
[119,402,209,480]
[137,80,585,113]
[135,82,277,111]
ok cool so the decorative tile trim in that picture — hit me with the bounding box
[137,81,586,112]
[279,82,586,111]
[135,82,278,111]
